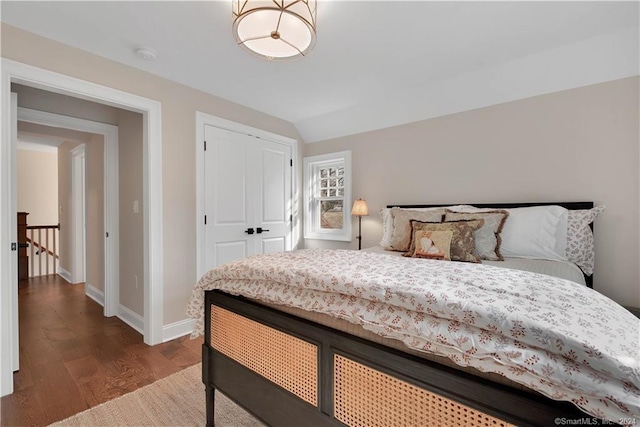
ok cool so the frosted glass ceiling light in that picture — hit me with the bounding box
[233,0,317,61]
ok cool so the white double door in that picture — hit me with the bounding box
[204,125,292,269]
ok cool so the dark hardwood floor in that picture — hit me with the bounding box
[1,275,202,426]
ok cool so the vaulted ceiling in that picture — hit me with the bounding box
[2,1,638,143]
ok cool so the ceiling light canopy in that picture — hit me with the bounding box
[134,47,158,61]
[233,0,317,61]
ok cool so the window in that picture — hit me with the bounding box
[303,151,352,241]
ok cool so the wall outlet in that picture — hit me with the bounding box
[133,200,139,214]
[134,275,138,289]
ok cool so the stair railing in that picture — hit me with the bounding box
[26,224,60,277]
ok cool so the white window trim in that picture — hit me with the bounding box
[303,151,352,241]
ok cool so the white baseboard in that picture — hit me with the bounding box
[85,283,105,306]
[82,284,145,337]
[77,280,191,343]
[162,318,195,342]
[118,304,144,335]
[58,267,72,283]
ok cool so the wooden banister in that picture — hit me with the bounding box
[27,224,60,230]
[25,237,58,259]
[26,224,59,277]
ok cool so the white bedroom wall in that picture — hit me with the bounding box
[303,76,640,309]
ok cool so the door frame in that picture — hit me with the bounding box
[1,58,164,397]
[19,109,118,304]
[195,112,299,279]
[70,142,87,284]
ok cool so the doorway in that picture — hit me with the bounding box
[1,59,164,397]
[17,106,118,311]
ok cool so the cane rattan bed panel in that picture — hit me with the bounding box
[210,305,318,406]
[334,354,514,427]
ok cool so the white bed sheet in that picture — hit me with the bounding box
[363,245,587,285]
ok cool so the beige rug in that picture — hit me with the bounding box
[50,364,264,426]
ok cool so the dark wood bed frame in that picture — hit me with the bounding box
[203,201,610,426]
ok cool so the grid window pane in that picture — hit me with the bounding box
[317,166,344,198]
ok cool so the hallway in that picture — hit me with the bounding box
[1,275,201,426]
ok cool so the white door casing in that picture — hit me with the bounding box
[195,112,298,278]
[1,59,163,397]
[10,93,19,373]
[81,152,86,278]
[70,143,86,284]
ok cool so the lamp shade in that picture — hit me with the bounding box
[351,199,369,217]
[232,0,317,61]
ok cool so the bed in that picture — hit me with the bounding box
[188,202,639,427]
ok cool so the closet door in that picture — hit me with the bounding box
[204,125,292,269]
[254,139,291,255]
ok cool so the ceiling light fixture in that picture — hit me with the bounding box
[232,0,317,61]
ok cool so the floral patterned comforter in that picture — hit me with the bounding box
[186,249,640,423]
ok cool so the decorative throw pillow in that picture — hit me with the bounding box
[406,219,485,263]
[444,209,509,261]
[412,230,453,260]
[387,208,445,251]
[566,205,605,275]
[379,205,474,248]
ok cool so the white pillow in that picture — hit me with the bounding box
[379,208,394,247]
[379,205,473,248]
[499,205,568,261]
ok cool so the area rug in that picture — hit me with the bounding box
[50,363,264,426]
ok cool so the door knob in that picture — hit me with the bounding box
[244,228,255,234]
[256,227,270,234]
